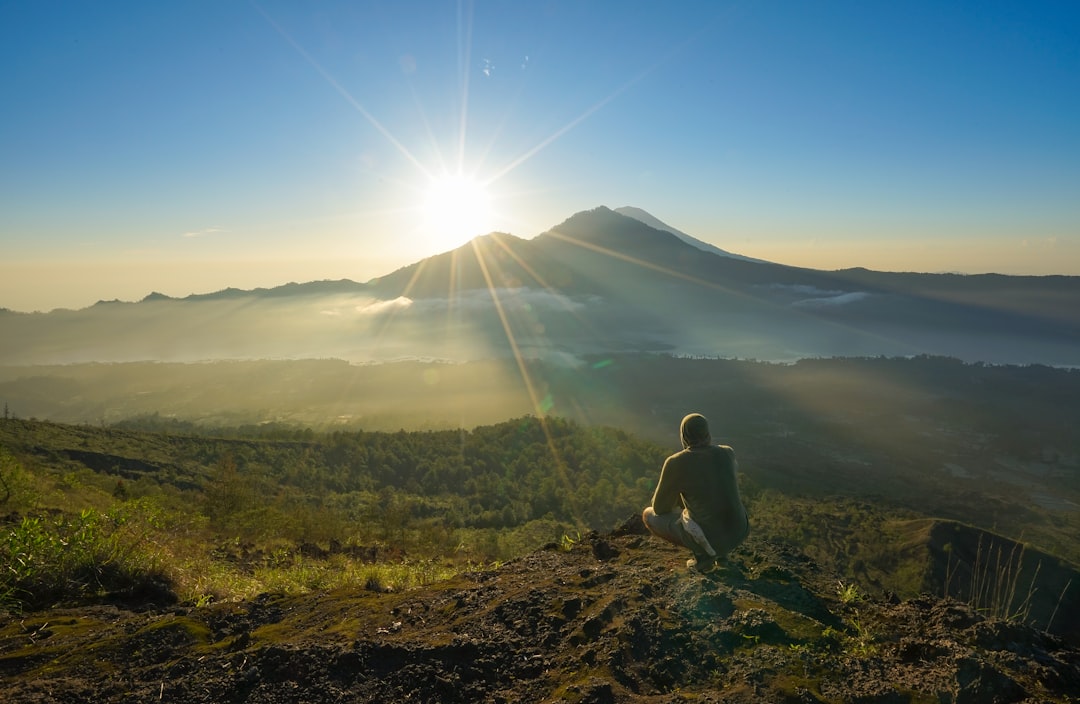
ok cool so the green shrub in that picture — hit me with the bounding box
[0,500,174,611]
[0,446,40,509]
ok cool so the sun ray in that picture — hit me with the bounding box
[485,19,712,185]
[542,228,753,297]
[470,237,583,521]
[456,0,475,171]
[367,258,433,355]
[440,246,469,340]
[487,233,589,319]
[487,89,628,186]
[470,241,537,394]
[252,2,433,180]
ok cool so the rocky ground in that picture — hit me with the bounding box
[1,518,1078,703]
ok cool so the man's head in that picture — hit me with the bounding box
[680,413,711,449]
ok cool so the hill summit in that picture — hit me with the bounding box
[3,519,1077,703]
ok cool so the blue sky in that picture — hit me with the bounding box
[2,1,1079,312]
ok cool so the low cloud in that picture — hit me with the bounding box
[757,283,870,307]
[763,283,845,297]
[1021,237,1059,249]
[356,296,413,315]
[308,289,592,325]
[182,227,228,238]
[409,288,597,313]
[792,291,870,307]
[303,296,413,318]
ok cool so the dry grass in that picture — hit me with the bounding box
[951,533,1041,624]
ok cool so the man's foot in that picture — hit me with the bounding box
[687,555,716,573]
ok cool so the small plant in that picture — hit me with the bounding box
[821,626,843,644]
[836,580,863,605]
[819,613,880,657]
[844,612,878,656]
[559,531,582,552]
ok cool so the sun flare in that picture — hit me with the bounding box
[420,174,495,252]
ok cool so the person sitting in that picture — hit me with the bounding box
[642,413,749,572]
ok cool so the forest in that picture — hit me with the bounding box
[0,415,668,609]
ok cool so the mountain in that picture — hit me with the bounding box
[2,205,1079,366]
[614,205,767,263]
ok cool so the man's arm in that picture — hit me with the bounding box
[650,457,682,514]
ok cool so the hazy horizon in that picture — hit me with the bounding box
[3,2,1079,313]
[5,203,1080,314]
[4,227,1080,315]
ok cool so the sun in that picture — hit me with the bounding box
[420,174,495,252]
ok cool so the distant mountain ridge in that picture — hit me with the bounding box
[130,279,371,305]
[2,205,1079,366]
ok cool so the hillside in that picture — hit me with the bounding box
[1,411,1078,700]
[4,355,1078,569]
[2,522,1078,703]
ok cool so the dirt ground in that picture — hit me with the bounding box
[2,517,1078,703]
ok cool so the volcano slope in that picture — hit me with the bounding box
[2,519,1077,703]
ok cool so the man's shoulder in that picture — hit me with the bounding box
[667,445,735,460]
[712,445,737,464]
[664,448,700,468]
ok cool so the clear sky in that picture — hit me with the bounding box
[2,1,1079,312]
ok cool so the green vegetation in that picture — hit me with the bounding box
[4,354,1077,566]
[835,580,863,605]
[0,415,667,611]
[1,503,169,611]
[1,352,1077,636]
[0,403,1076,701]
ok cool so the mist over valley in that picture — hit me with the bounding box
[4,207,1078,368]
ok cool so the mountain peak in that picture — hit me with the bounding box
[541,206,686,251]
[613,206,767,264]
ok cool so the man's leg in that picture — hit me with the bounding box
[642,507,720,572]
[642,506,686,548]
